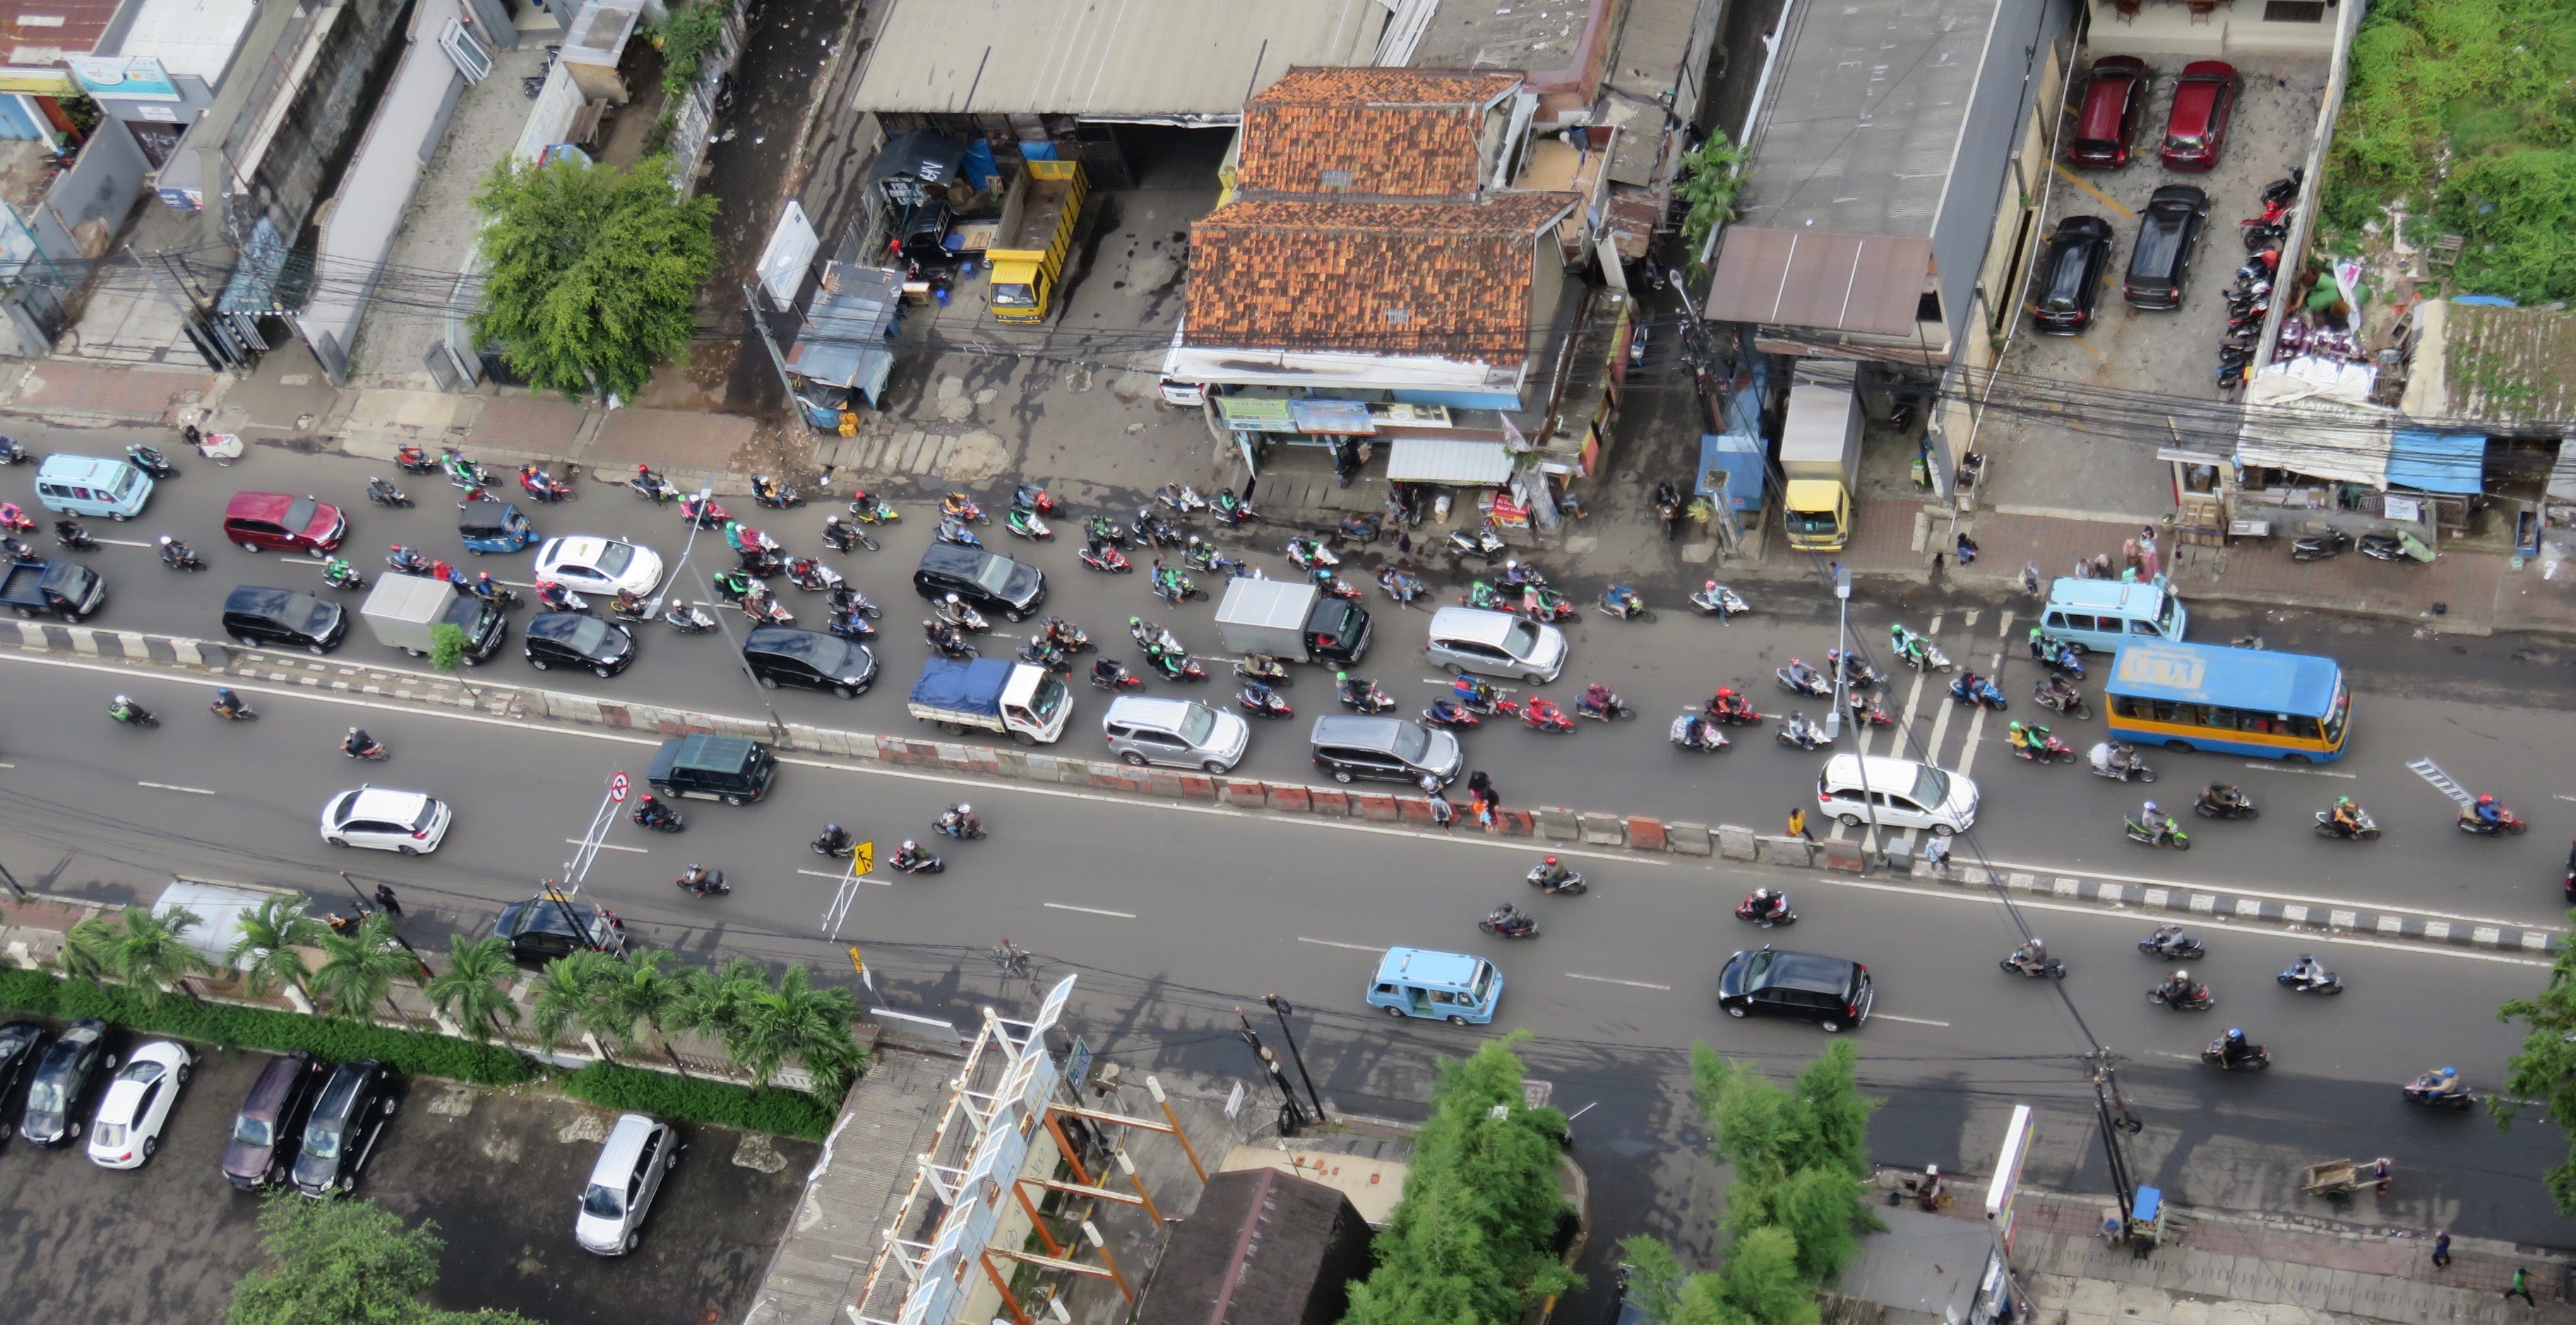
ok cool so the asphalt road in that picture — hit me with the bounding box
[13,436,2576,933]
[0,650,2564,1254]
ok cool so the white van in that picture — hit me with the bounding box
[1814,754,1979,836]
[35,454,153,520]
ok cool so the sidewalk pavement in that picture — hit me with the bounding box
[1980,1186,2576,1324]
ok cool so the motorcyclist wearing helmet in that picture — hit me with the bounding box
[2140,800,2169,837]
[1675,709,1714,749]
[342,727,380,758]
[635,794,675,826]
[1746,888,1787,922]
[210,687,249,718]
[2219,1028,2258,1065]
[1709,687,1753,720]
[1536,855,1573,889]
[1452,674,1497,708]
[893,839,929,870]
[1092,656,1126,687]
[1580,682,1614,718]
[2429,1065,2466,1098]
[2009,937,2050,973]
[2331,796,2363,833]
[2158,968,2201,1005]
[2286,953,2327,988]
[2476,792,2503,826]
[2147,923,2192,956]
[2005,720,2031,754]
[109,693,145,723]
[2200,783,2245,814]
[1488,902,1533,935]
[816,823,853,855]
[937,804,980,838]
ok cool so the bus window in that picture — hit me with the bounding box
[2206,706,2236,730]
[2111,695,2143,719]
[2152,701,2181,723]
[2062,614,2098,632]
[2287,715,2320,739]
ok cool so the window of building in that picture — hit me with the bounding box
[2262,1,2325,20]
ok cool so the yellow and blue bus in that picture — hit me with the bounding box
[2104,640,2350,761]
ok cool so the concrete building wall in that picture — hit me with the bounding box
[2092,0,2342,57]
[30,117,148,262]
[1929,0,2072,355]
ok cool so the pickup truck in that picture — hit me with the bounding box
[0,557,105,621]
[907,657,1071,745]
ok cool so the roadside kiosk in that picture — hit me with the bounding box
[1367,948,1503,1025]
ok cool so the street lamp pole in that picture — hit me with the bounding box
[1261,993,1328,1123]
[648,482,717,617]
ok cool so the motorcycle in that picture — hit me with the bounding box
[1574,691,1635,722]
[1479,915,1542,939]
[1182,539,1243,577]
[608,593,654,623]
[1336,677,1395,714]
[891,850,946,876]
[126,444,178,479]
[1285,537,1338,571]
[1080,541,1134,573]
[1130,618,1186,658]
[1515,697,1575,734]
[1015,639,1069,671]
[630,468,681,503]
[632,802,684,831]
[1890,631,1953,674]
[321,559,366,590]
[1527,865,1589,895]
[1704,695,1763,726]
[0,504,30,535]
[1084,514,1126,546]
[1447,680,1513,716]
[2277,961,2343,995]
[1210,490,1254,528]
[830,607,881,641]
[2457,805,2529,836]
[365,477,412,509]
[52,521,95,551]
[1152,567,1205,605]
[209,694,258,721]
[849,492,900,525]
[2042,643,2085,680]
[1449,522,1506,562]
[2149,982,2216,1011]
[2138,926,2205,961]
[1775,715,1832,750]
[1035,617,1090,653]
[1335,512,1380,544]
[1004,506,1053,540]
[1460,581,1513,611]
[1670,714,1729,751]
[1423,701,1481,731]
[1133,508,1183,549]
[1688,581,1751,620]
[679,494,731,528]
[157,539,205,571]
[441,449,491,492]
[1378,566,1426,607]
[934,516,984,549]
[1143,646,1207,682]
[1515,587,1575,624]
[676,867,731,898]
[518,465,568,504]
[2313,808,2381,840]
[1948,675,2007,710]
[1312,569,1361,602]
[941,493,987,524]
[1239,683,1293,718]
[811,829,857,859]
[2087,742,2156,783]
[935,595,990,633]
[0,436,24,465]
[1999,951,2068,979]
[0,535,29,562]
[2123,815,2192,850]
[1775,663,1833,699]
[820,518,877,554]
[785,558,844,593]
[2403,1071,2476,1110]
[2202,1039,2269,1071]
[534,581,590,614]
[1827,650,1883,691]
[751,475,802,509]
[662,603,717,633]
[1597,586,1651,622]
[2033,679,2091,718]
[734,549,786,578]
[2195,788,2259,820]
[2360,530,2435,563]
[342,736,390,761]
[742,593,794,627]
[387,547,434,577]
[924,622,977,659]
[1090,660,1145,691]
[1734,892,1794,927]
[395,444,438,475]
[2291,528,2352,562]
[1013,483,1057,516]
[2010,725,2075,763]
[1157,482,1208,515]
[1234,653,1290,687]
[1844,691,1896,729]
[109,700,160,728]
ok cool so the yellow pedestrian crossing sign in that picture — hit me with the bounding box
[854,840,875,874]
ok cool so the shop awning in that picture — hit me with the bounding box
[1386,437,1513,485]
[2386,429,2486,495]
[1288,399,1376,434]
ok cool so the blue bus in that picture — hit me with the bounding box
[2104,640,2350,761]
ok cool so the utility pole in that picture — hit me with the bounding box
[2090,1048,2139,1238]
[0,858,28,901]
[1260,993,1327,1123]
[1236,1009,1308,1135]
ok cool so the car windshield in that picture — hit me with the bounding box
[1502,619,1542,658]
[1027,674,1067,722]
[285,497,318,532]
[304,1123,343,1160]
[234,1115,274,1147]
[1908,764,1952,807]
[971,556,1015,593]
[2155,591,2180,632]
[593,543,635,576]
[1470,961,1496,1004]
[1786,509,1839,535]
[1743,949,1775,982]
[563,617,615,655]
[583,1183,626,1218]
[114,1059,162,1086]
[1175,704,1215,745]
[1390,723,1429,764]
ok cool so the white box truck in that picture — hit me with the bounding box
[1779,358,1864,552]
[1213,578,1371,666]
[359,576,506,662]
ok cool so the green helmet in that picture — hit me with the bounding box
[2007,720,2024,735]
[1336,671,1349,680]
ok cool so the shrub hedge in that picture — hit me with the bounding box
[562,1062,845,1141]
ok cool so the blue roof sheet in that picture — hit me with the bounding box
[2387,429,2485,496]
[2109,641,2340,715]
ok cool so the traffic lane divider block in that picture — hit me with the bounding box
[1354,792,1400,821]
[1308,788,1350,816]
[1224,780,1267,809]
[1268,785,1311,813]
[1578,813,1625,846]
[1666,821,1712,855]
[1626,817,1666,851]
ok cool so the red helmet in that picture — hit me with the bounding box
[2478,793,2495,805]
[1544,855,1559,866]
[636,463,650,475]
[1716,687,1736,699]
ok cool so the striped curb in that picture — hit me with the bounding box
[4,619,2553,957]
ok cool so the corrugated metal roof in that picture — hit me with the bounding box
[1735,0,2002,239]
[1703,227,1930,335]
[851,0,1383,120]
[1386,436,1513,484]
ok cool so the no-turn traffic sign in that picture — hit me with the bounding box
[608,771,631,803]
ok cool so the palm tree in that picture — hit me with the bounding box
[310,912,413,1023]
[725,963,862,1096]
[527,949,617,1057]
[56,916,117,982]
[102,905,217,1004]
[424,934,521,1042]
[226,893,323,1003]
[593,949,695,1074]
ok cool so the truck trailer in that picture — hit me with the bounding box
[1779,359,1864,552]
[1212,578,1371,667]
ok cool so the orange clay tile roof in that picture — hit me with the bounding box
[1237,67,1522,198]
[1183,193,1578,365]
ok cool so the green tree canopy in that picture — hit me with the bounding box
[1343,1034,1578,1325]
[423,934,520,1042]
[2500,918,2576,1211]
[1676,132,1746,273]
[225,1193,539,1325]
[311,912,412,1022]
[471,155,715,400]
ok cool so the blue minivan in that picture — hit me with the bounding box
[34,454,153,520]
[1367,947,1502,1025]
[2038,577,2186,654]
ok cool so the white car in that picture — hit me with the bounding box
[321,787,453,854]
[87,1040,192,1169]
[535,536,664,598]
[576,1112,680,1254]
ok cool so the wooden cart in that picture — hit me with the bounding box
[2303,1159,2361,1196]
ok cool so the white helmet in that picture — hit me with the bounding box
[900,838,918,851]
[955,804,972,816]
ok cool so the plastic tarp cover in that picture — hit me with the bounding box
[2233,367,2394,489]
[2385,429,2486,495]
[910,656,1010,711]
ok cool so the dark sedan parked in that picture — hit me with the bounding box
[744,626,877,697]
[292,1059,398,1198]
[222,1051,326,1189]
[0,1021,48,1139]
[524,611,636,677]
[2124,185,2208,309]
[19,1017,114,1146]
[2029,216,2113,333]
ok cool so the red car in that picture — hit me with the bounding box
[222,491,347,557]
[2160,61,2238,170]
[2070,56,2150,168]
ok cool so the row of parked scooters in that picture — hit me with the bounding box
[2217,172,2302,389]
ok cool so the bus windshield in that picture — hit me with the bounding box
[2322,677,2349,747]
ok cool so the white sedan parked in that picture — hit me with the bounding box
[321,787,453,855]
[535,536,664,598]
[88,1040,192,1169]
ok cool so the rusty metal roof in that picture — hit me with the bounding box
[1702,227,1931,336]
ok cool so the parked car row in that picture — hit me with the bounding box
[2070,54,2237,173]
[2035,54,2242,331]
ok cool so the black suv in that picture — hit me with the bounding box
[645,734,775,804]
[222,586,348,654]
[1717,946,1873,1033]
[20,1017,114,1146]
[292,1059,398,1197]
[494,896,630,965]
[525,611,636,677]
[2123,185,2207,309]
[2029,216,2112,334]
[1308,713,1462,788]
[744,625,877,697]
[222,1051,326,1189]
[0,1021,48,1141]
[913,544,1046,622]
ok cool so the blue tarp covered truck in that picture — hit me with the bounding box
[907,657,1071,745]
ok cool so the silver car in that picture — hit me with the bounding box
[576,1112,679,1255]
[1423,605,1566,684]
[1102,696,1248,773]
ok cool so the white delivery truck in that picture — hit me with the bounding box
[359,575,506,662]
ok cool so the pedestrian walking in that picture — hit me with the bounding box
[1789,807,1813,842]
[1468,770,1495,807]
[2431,1231,2452,1268]
[1429,791,1454,831]
[1475,795,1496,831]
[1923,835,1951,874]
[2123,538,2143,575]
[2369,1156,2392,1194]
[1396,530,1412,558]
[2506,1267,2535,1305]
[373,884,403,917]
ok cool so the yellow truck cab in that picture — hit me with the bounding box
[988,160,1087,323]
[1779,360,1862,551]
